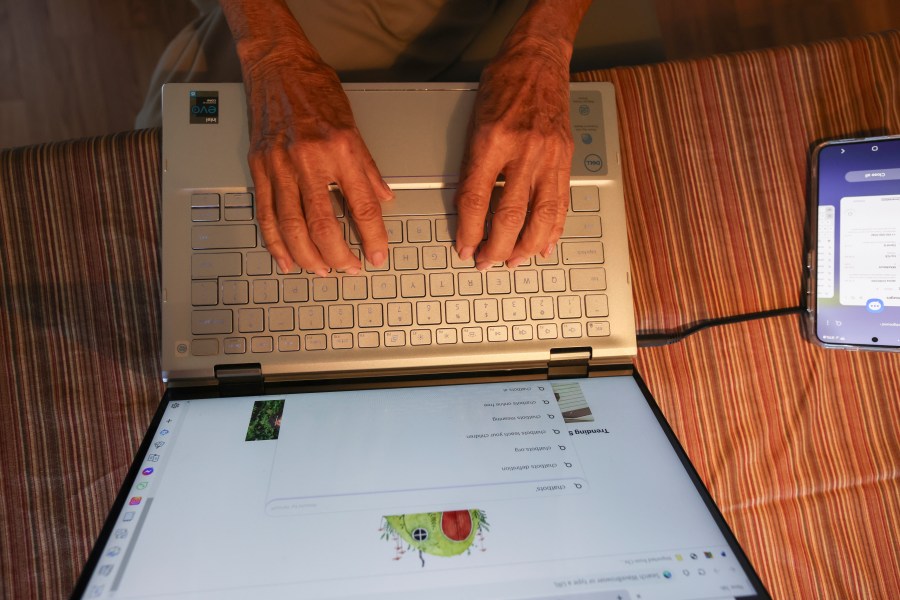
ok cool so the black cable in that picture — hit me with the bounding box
[636,305,807,347]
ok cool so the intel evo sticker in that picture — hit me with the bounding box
[190,90,218,124]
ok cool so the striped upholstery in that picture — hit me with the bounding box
[2,31,899,599]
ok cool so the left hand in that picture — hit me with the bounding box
[454,38,574,270]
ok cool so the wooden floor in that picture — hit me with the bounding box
[2,0,898,148]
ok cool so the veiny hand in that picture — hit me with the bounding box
[454,38,574,270]
[243,48,392,276]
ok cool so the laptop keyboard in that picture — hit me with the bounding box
[187,186,610,357]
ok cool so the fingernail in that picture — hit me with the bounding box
[315,267,330,278]
[542,243,555,257]
[475,260,493,271]
[345,266,360,275]
[276,257,293,274]
[506,256,526,269]
[380,179,393,199]
[458,245,475,260]
[370,250,386,267]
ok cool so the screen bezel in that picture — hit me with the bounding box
[806,134,900,351]
[71,370,771,600]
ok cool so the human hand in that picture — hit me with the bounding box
[242,46,392,276]
[454,38,574,270]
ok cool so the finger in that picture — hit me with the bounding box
[455,138,502,260]
[296,176,361,273]
[546,156,572,255]
[362,151,393,202]
[249,152,294,274]
[268,152,329,274]
[339,163,389,268]
[477,166,531,269]
[510,163,560,264]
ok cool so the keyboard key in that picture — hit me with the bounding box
[474,298,499,323]
[513,324,533,341]
[435,217,457,242]
[328,304,354,329]
[562,322,583,338]
[358,331,380,348]
[343,276,368,300]
[410,329,432,346]
[191,207,219,222]
[585,294,609,317]
[238,308,264,333]
[562,215,602,238]
[514,270,539,293]
[436,328,458,344]
[192,310,232,335]
[538,323,559,340]
[445,300,471,324]
[224,192,252,208]
[313,277,339,301]
[385,220,403,243]
[305,334,327,350]
[358,304,384,328]
[372,275,398,299]
[458,272,483,296]
[486,271,511,294]
[570,268,607,291]
[268,307,294,331]
[365,253,390,272]
[530,296,555,320]
[191,338,218,356]
[191,193,220,208]
[298,306,325,330]
[558,295,583,319]
[251,336,274,353]
[422,246,447,269]
[393,247,418,270]
[332,332,354,349]
[283,278,309,302]
[278,335,300,352]
[407,219,432,242]
[450,247,474,269]
[221,280,249,305]
[562,241,604,264]
[253,279,278,303]
[501,298,527,321]
[588,321,611,337]
[191,281,218,306]
[224,207,253,221]
[487,326,508,342]
[328,190,345,218]
[192,253,241,279]
[570,186,601,212]
[429,273,455,296]
[541,269,567,292]
[246,251,272,275]
[225,337,247,354]
[462,327,483,343]
[192,225,256,249]
[388,302,413,326]
[535,244,560,266]
[381,189,456,216]
[401,274,426,298]
[385,330,406,347]
[416,301,442,325]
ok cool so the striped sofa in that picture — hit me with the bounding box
[2,30,899,600]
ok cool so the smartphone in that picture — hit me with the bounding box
[808,135,900,350]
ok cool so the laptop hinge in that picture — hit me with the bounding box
[547,348,592,379]
[215,364,264,396]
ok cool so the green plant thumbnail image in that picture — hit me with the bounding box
[245,399,285,441]
[381,510,489,566]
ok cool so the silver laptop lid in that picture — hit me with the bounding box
[160,83,635,385]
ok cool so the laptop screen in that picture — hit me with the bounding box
[75,376,767,599]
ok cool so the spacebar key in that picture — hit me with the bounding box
[192,225,257,249]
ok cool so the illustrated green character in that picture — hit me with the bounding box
[381,509,489,566]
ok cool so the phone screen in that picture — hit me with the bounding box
[814,136,900,348]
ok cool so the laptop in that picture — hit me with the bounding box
[72,83,770,599]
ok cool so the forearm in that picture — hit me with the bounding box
[500,0,592,66]
[219,0,322,69]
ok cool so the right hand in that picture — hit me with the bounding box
[242,47,392,276]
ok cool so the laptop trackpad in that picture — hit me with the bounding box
[348,89,475,181]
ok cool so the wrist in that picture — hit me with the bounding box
[220,0,321,70]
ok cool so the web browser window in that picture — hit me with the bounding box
[78,376,764,600]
